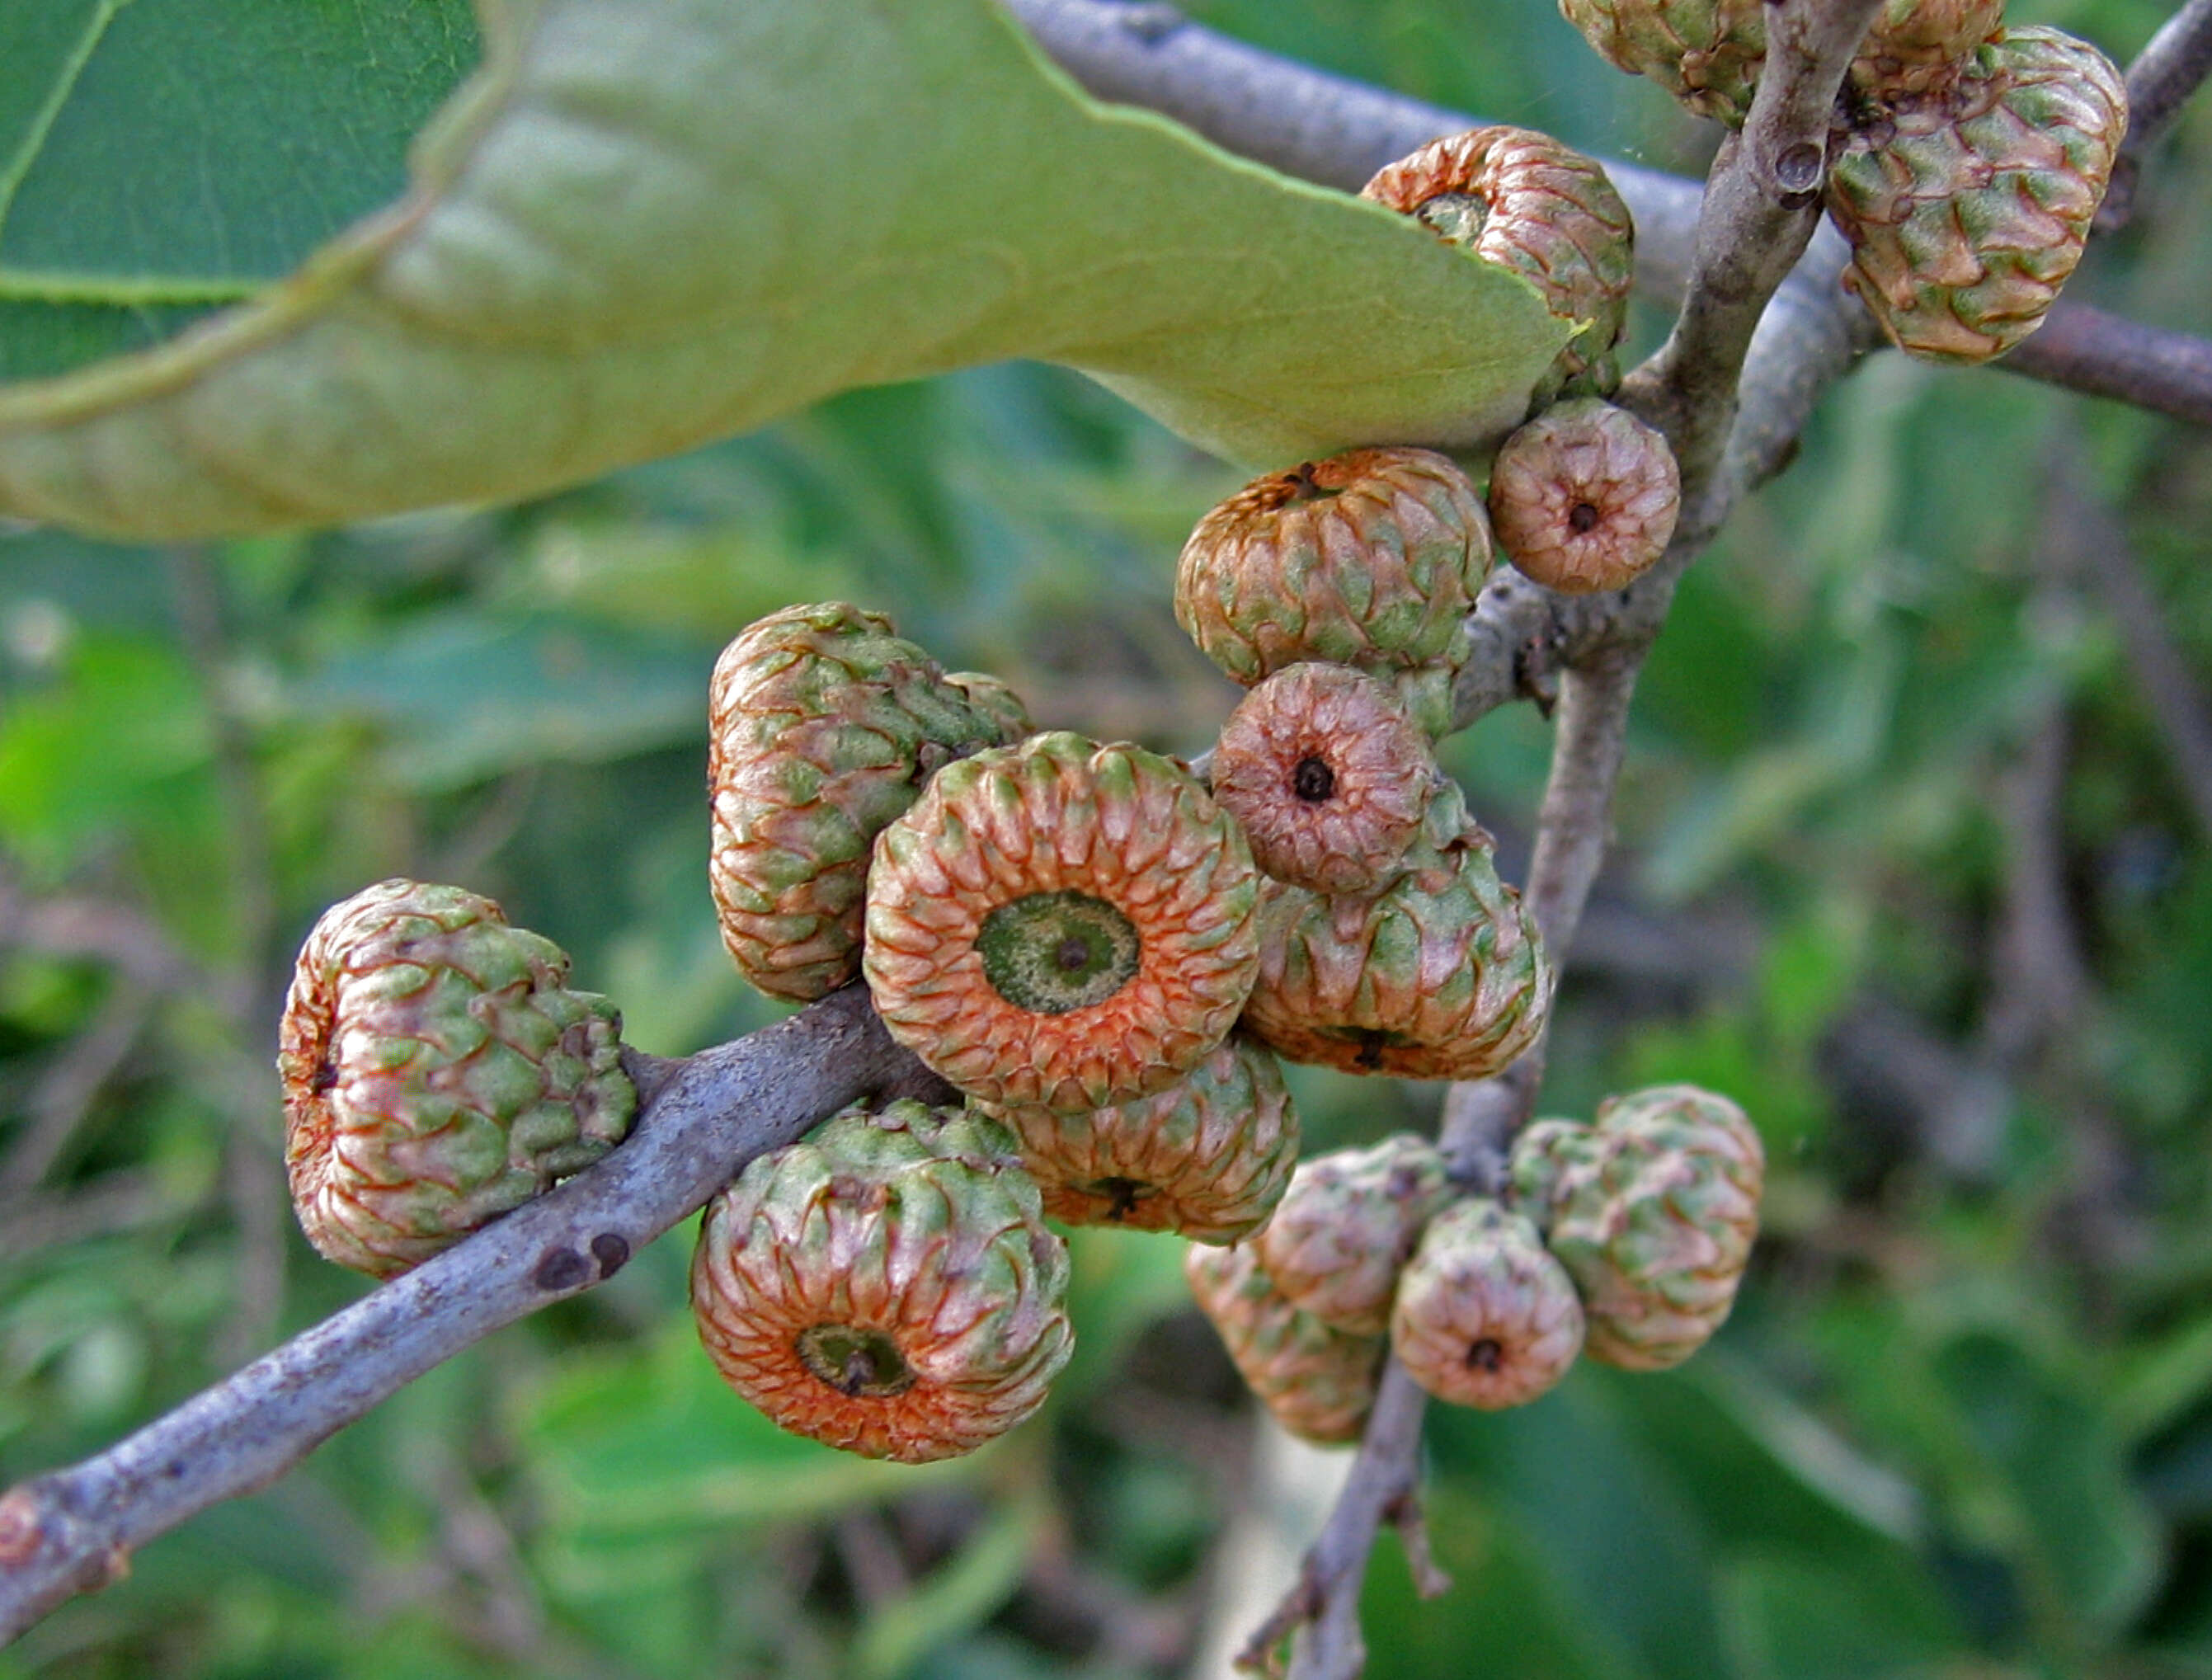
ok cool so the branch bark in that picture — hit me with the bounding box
[2100,0,2212,228]
[0,985,948,1642]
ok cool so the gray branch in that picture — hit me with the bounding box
[1010,0,2212,430]
[2101,0,2212,227]
[0,985,950,1642]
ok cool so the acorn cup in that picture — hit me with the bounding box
[1556,0,1768,125]
[1255,1134,1457,1335]
[690,1100,1073,1464]
[1185,1242,1387,1445]
[864,732,1260,1114]
[1850,0,2007,98]
[1210,662,1441,896]
[1825,26,2128,365]
[708,602,1029,1004]
[1489,400,1681,595]
[1174,448,1494,738]
[1509,1085,1765,1370]
[277,879,636,1278]
[976,1035,1298,1245]
[1363,127,1636,402]
[1240,782,1553,1082]
[1391,1198,1585,1409]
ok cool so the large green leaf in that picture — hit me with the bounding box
[0,0,478,382]
[0,0,1566,540]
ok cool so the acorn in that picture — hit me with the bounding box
[1255,1133,1457,1334]
[1185,1242,1386,1445]
[1391,1199,1584,1409]
[708,603,1028,1003]
[1364,127,1636,402]
[864,732,1259,1113]
[690,1100,1073,1463]
[1174,449,1494,738]
[975,1035,1299,1245]
[277,879,635,1278]
[1488,400,1681,595]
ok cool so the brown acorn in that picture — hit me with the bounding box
[690,1100,1072,1463]
[977,1035,1298,1244]
[1209,664,1438,895]
[1364,128,1636,402]
[864,732,1259,1113]
[1185,1242,1386,1445]
[1488,400,1681,595]
[1255,1134,1457,1334]
[1391,1199,1584,1409]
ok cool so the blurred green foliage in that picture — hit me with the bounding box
[2,0,2211,1674]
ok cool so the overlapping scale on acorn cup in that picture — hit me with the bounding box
[1363,127,1635,404]
[1174,449,1493,739]
[1391,1198,1584,1409]
[1826,26,2126,365]
[1489,400,1681,595]
[1509,1085,1763,1370]
[1240,781,1553,1081]
[1210,664,1439,895]
[708,602,1029,1003]
[864,732,1260,1113]
[1556,0,1767,125]
[277,879,635,1278]
[975,1034,1297,1245]
[1256,1134,1456,1335]
[1185,1242,1386,1445]
[1850,0,2007,96]
[690,1099,1073,1464]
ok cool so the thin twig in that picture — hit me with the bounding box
[0,984,949,1642]
[2100,0,2212,228]
[1009,0,2212,429]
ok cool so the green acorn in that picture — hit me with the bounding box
[1509,1085,1764,1370]
[977,1035,1298,1245]
[1255,1134,1457,1334]
[1826,26,2127,365]
[690,1100,1073,1464]
[1186,1242,1386,1445]
[1363,128,1636,402]
[708,603,1028,1003]
[1391,1199,1584,1409]
[1174,449,1494,737]
[1241,783,1552,1081]
[278,879,636,1278]
[1557,0,1767,126]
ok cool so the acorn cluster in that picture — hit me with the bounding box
[271,120,1758,1469]
[1557,0,2126,362]
[1188,1086,1765,1442]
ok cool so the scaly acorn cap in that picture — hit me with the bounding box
[1240,782,1553,1081]
[1210,663,1439,895]
[1508,1085,1764,1370]
[1850,0,2008,99]
[1557,0,1768,125]
[1256,1133,1457,1334]
[1489,399,1681,595]
[975,1034,1297,1245]
[1391,1199,1585,1409]
[1826,26,2127,365]
[1185,1242,1386,1445]
[864,732,1260,1113]
[708,603,1028,1003]
[1174,449,1494,738]
[278,879,635,1278]
[1363,128,1636,403]
[689,1099,1073,1464]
